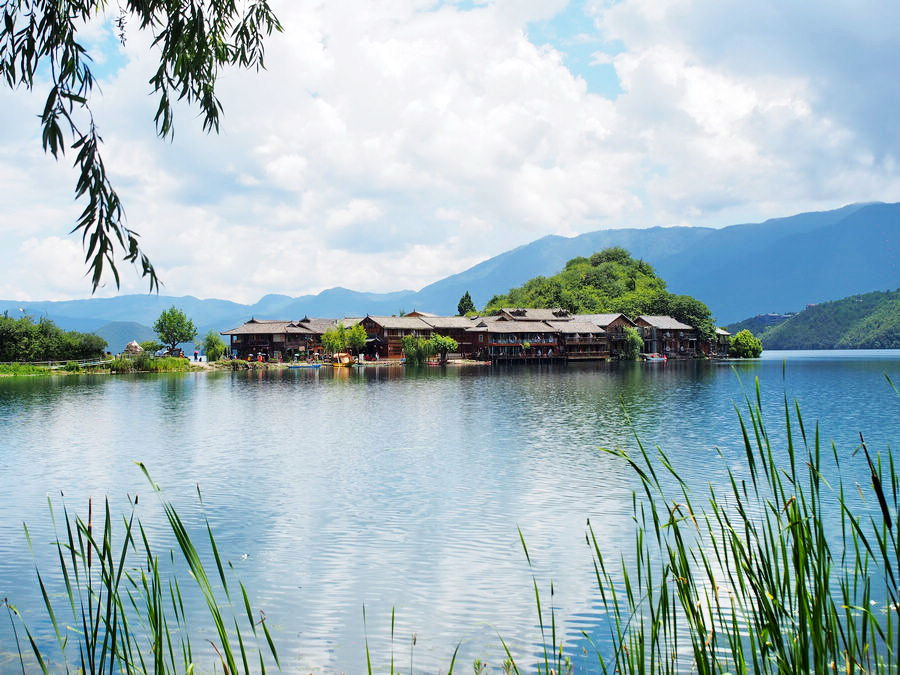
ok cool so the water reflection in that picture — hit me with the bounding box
[0,353,897,671]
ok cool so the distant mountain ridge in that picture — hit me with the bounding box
[729,289,900,349]
[2,202,898,331]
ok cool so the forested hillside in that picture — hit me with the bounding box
[754,290,899,349]
[483,247,716,339]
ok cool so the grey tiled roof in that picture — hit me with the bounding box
[421,316,478,329]
[573,313,636,327]
[546,321,607,334]
[500,308,572,321]
[637,315,695,330]
[363,316,433,330]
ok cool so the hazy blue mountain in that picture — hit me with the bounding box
[3,202,897,330]
[92,321,157,353]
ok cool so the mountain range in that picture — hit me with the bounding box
[2,201,898,351]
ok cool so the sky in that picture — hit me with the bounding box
[1,0,898,303]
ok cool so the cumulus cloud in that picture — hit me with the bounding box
[0,0,897,302]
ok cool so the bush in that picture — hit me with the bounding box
[0,314,106,361]
[202,331,227,362]
[0,363,51,376]
[729,329,763,358]
[402,335,435,365]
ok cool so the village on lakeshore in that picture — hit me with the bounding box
[221,308,735,364]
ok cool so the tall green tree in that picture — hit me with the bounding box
[346,324,367,356]
[622,326,644,360]
[153,307,197,352]
[1,1,281,291]
[457,291,476,316]
[321,323,347,355]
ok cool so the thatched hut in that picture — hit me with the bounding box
[124,340,143,355]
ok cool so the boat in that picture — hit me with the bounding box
[642,353,667,362]
[288,363,322,369]
[331,352,354,367]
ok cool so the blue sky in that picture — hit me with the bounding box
[0,0,897,302]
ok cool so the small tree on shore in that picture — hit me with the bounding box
[622,326,643,360]
[402,335,435,366]
[139,340,163,353]
[346,324,368,357]
[321,323,347,355]
[153,307,197,352]
[729,329,763,358]
[428,334,459,364]
[202,331,227,362]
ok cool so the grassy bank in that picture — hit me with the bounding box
[108,355,198,373]
[5,380,897,672]
[0,363,51,376]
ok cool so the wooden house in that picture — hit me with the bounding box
[221,318,314,360]
[574,313,638,357]
[419,316,478,356]
[634,315,698,357]
[712,328,731,357]
[466,318,561,361]
[546,320,608,360]
[360,316,433,359]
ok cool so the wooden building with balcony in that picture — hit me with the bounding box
[546,320,608,360]
[634,315,698,357]
[360,316,433,359]
[221,318,316,360]
[419,316,478,357]
[466,319,562,362]
[711,328,731,357]
[574,313,638,357]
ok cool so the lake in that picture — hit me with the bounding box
[1,350,898,672]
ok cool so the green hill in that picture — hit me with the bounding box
[483,247,716,339]
[725,313,795,336]
[754,290,900,349]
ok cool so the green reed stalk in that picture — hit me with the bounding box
[5,465,280,674]
[585,376,898,673]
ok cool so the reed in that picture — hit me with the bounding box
[108,355,194,373]
[572,377,899,673]
[4,464,279,674]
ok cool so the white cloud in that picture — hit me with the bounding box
[0,0,897,302]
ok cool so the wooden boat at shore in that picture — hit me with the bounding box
[288,363,322,369]
[642,353,667,362]
[331,352,354,367]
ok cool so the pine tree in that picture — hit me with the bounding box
[457,291,476,316]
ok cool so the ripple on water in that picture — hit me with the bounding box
[0,355,898,671]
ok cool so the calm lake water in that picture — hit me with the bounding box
[1,350,898,672]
